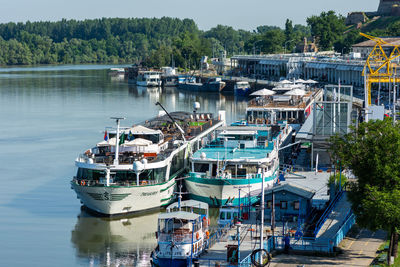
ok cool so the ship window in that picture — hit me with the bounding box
[267,200,272,209]
[294,201,300,210]
[237,168,246,177]
[220,212,226,220]
[280,201,288,210]
[170,149,186,176]
[194,163,209,173]
[226,212,232,220]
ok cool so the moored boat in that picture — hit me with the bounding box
[178,77,226,92]
[71,107,225,216]
[185,123,292,207]
[137,71,162,87]
[151,200,210,267]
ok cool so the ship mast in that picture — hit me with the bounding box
[111,117,125,165]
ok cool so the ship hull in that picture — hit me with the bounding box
[71,178,176,216]
[185,171,278,207]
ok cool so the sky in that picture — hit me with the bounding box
[0,0,378,30]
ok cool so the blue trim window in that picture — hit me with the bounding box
[280,201,287,210]
[293,201,300,210]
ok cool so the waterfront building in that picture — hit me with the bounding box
[352,37,400,59]
[230,53,365,87]
[264,182,315,222]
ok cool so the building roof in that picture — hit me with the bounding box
[264,181,316,199]
[353,37,400,47]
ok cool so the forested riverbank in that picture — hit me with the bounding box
[0,14,399,67]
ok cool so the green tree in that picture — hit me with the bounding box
[307,11,346,51]
[261,29,285,54]
[330,119,400,265]
[334,29,361,55]
[284,19,295,52]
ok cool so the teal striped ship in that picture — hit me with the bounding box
[185,123,292,206]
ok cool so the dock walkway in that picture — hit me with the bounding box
[199,214,260,266]
[316,192,351,240]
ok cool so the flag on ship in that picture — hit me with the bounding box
[104,130,108,141]
[128,130,134,140]
[119,132,125,145]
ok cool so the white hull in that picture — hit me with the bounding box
[137,80,161,87]
[71,178,176,215]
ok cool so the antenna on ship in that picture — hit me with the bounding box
[155,102,186,141]
[110,117,125,165]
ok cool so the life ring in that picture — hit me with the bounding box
[205,231,210,239]
[80,180,86,186]
[196,232,200,240]
[141,180,148,185]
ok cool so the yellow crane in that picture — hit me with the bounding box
[361,32,400,105]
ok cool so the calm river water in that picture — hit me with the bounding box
[0,65,247,266]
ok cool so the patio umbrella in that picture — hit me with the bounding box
[284,88,306,96]
[304,79,318,84]
[250,88,276,96]
[294,79,306,84]
[279,79,293,84]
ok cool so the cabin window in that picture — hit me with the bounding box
[237,168,246,178]
[267,200,272,209]
[280,201,288,210]
[170,149,185,176]
[233,212,238,218]
[194,163,209,173]
[226,212,232,220]
[293,201,300,210]
[220,212,226,220]
[212,164,217,177]
[77,168,102,180]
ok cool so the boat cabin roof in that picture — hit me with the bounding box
[219,130,258,136]
[158,211,200,221]
[167,200,209,211]
[192,146,274,162]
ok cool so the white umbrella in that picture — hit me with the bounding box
[124,138,152,146]
[97,137,117,147]
[304,79,318,84]
[284,88,306,96]
[295,79,306,84]
[250,88,276,96]
[279,79,293,84]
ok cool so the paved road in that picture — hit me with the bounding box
[269,229,387,267]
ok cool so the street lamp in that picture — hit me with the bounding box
[284,39,296,54]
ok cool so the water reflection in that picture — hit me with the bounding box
[71,210,158,267]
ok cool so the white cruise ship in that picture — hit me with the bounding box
[71,108,225,216]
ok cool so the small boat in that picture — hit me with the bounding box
[218,204,239,227]
[178,77,226,92]
[109,68,125,78]
[234,81,251,96]
[137,71,162,87]
[151,199,210,267]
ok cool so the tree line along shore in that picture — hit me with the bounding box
[0,13,399,67]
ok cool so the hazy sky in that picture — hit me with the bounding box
[0,0,378,30]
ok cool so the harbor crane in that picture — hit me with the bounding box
[360,33,400,117]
